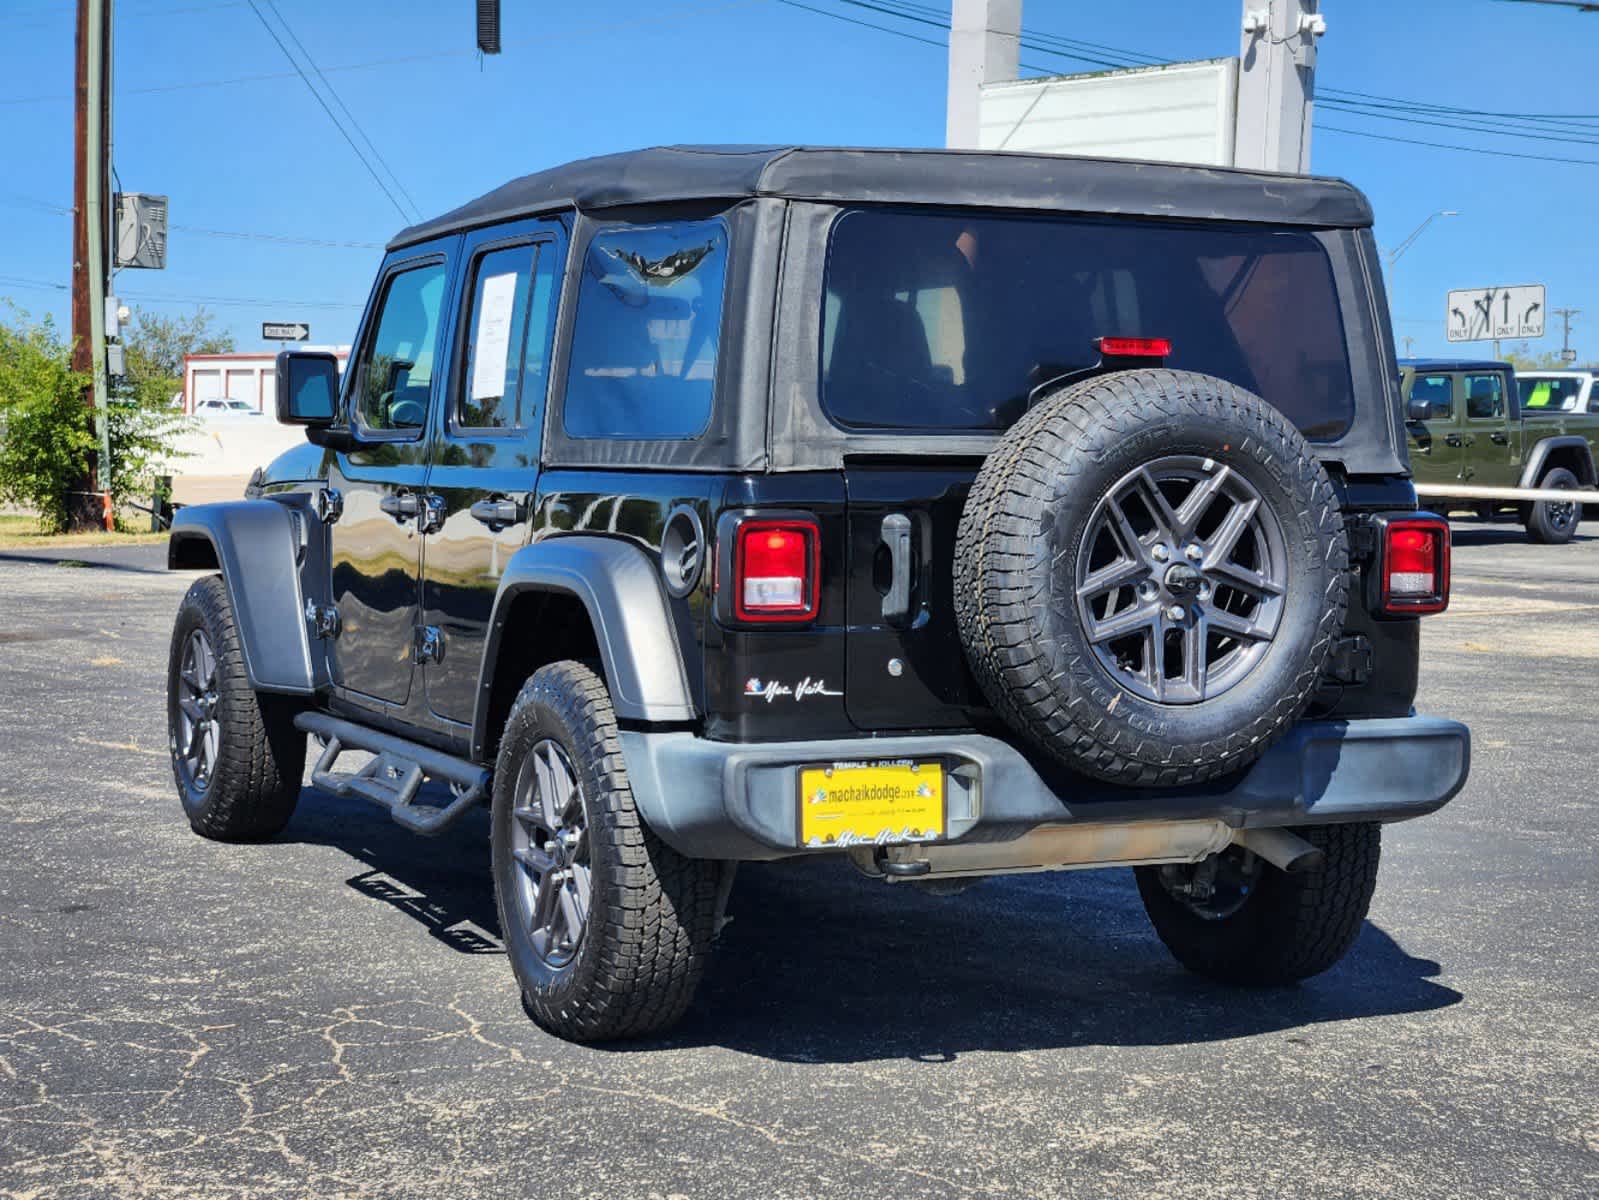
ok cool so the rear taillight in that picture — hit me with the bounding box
[1378,515,1450,615]
[733,519,819,623]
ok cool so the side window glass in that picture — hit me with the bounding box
[564,219,727,440]
[355,262,447,432]
[1408,373,1453,419]
[459,245,536,429]
[1464,372,1505,420]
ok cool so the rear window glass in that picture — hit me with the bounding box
[821,209,1357,441]
[1519,375,1582,412]
[564,220,727,440]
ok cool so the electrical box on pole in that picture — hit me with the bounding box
[113,192,168,269]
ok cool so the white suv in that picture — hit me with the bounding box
[1518,370,1599,414]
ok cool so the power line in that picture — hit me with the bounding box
[261,0,421,222]
[0,192,384,249]
[169,224,383,250]
[0,272,364,310]
[1318,123,1599,166]
[0,1,760,107]
[120,290,364,310]
[241,0,414,223]
[778,0,1599,167]
[1318,98,1599,147]
[0,1,242,31]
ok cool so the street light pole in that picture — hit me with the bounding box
[1386,209,1459,268]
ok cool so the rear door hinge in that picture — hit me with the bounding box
[1344,513,1378,561]
[1326,634,1373,685]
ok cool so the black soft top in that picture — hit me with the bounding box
[388,144,1374,250]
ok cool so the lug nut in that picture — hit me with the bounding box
[1185,544,1204,561]
[1151,544,1170,562]
[1166,605,1186,621]
[1138,581,1158,601]
[1198,583,1212,600]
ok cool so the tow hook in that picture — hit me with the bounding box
[875,846,932,878]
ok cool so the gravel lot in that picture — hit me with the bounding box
[1,524,1595,1199]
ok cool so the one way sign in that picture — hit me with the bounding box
[262,321,310,342]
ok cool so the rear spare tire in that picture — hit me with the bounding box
[954,369,1349,787]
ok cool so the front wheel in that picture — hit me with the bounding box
[491,661,720,1042]
[1135,823,1380,984]
[1525,466,1581,544]
[167,575,305,840]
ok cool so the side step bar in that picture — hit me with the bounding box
[295,712,491,836]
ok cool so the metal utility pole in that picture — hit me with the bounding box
[1235,0,1325,172]
[1403,335,1416,356]
[70,0,112,530]
[945,0,1020,149]
[1553,307,1579,362]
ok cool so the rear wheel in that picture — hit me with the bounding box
[1524,466,1581,544]
[491,661,720,1042]
[1135,823,1381,984]
[167,575,305,840]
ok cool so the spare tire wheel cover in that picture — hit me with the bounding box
[953,369,1350,787]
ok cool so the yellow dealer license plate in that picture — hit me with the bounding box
[799,760,945,849]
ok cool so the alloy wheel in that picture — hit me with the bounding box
[1074,455,1289,704]
[509,739,592,969]
[174,629,221,790]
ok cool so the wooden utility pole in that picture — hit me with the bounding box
[69,0,112,531]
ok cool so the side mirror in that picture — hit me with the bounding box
[275,351,340,426]
[1407,399,1436,421]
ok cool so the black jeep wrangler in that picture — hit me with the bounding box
[166,146,1470,1042]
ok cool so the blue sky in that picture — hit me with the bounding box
[1,0,1594,358]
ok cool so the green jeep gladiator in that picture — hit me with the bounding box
[1402,357,1599,544]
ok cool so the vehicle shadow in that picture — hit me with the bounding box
[286,787,1462,1061]
[285,783,505,955]
[658,858,1462,1063]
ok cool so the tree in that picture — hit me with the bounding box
[0,304,231,531]
[106,308,234,515]
[1501,342,1564,372]
[0,306,95,531]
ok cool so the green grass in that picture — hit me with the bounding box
[0,512,168,549]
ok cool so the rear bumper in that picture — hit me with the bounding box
[620,715,1471,862]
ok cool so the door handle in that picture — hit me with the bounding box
[1489,431,1509,445]
[470,496,525,530]
[880,513,913,625]
[379,491,420,522]
[1444,434,1464,448]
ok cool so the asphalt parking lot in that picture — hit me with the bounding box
[1,524,1596,1200]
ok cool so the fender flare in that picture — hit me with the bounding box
[168,501,316,694]
[1519,436,1598,489]
[473,536,695,753]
